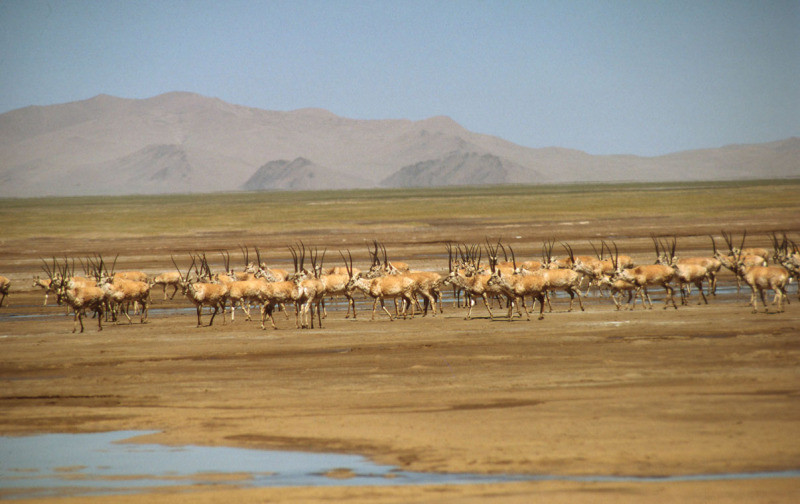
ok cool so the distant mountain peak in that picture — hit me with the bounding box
[289,107,339,117]
[418,115,462,131]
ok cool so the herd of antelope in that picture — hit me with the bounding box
[5,232,799,333]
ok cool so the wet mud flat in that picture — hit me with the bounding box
[1,285,799,503]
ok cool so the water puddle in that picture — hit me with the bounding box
[1,432,798,499]
[0,431,516,498]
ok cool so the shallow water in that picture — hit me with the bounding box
[1,432,798,499]
[0,431,517,498]
[0,283,782,323]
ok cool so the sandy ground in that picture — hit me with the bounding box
[1,223,799,503]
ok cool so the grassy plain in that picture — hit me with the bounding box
[1,180,798,241]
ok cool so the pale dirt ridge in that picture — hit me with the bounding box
[1,91,798,197]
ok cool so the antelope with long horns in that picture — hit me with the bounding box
[347,247,417,321]
[100,277,150,324]
[724,232,790,313]
[486,246,547,321]
[32,275,55,306]
[537,241,585,312]
[613,240,678,310]
[50,259,105,333]
[152,256,184,300]
[254,246,290,282]
[289,243,325,328]
[175,256,229,327]
[317,250,360,319]
[712,233,767,297]
[656,237,709,305]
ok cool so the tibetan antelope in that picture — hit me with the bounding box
[100,277,150,324]
[444,242,477,308]
[567,243,605,295]
[595,241,634,294]
[213,252,261,322]
[49,260,105,333]
[725,232,790,313]
[257,278,301,330]
[93,255,150,317]
[251,245,309,330]
[405,270,444,317]
[598,275,637,310]
[152,267,183,300]
[253,246,290,282]
[0,275,9,307]
[175,256,229,327]
[41,257,96,313]
[347,273,417,320]
[61,277,105,333]
[486,257,547,321]
[667,240,722,296]
[346,247,417,322]
[317,250,360,319]
[33,257,61,305]
[771,233,800,299]
[597,245,638,310]
[221,249,257,281]
[112,271,149,283]
[613,241,678,310]
[712,233,767,296]
[288,243,325,328]
[733,240,770,263]
[32,276,55,306]
[538,242,585,312]
[367,241,410,276]
[656,237,709,305]
[443,246,506,320]
[219,276,264,322]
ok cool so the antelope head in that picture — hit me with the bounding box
[659,236,677,267]
[721,230,747,275]
[172,255,195,293]
[484,238,500,273]
[311,246,326,279]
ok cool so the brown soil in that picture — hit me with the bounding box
[1,221,799,503]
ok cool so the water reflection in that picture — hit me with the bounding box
[0,431,515,498]
[1,432,798,499]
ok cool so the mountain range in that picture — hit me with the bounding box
[0,92,797,197]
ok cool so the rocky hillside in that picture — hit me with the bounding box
[381,152,549,187]
[242,157,358,191]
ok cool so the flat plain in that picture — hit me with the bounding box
[1,181,799,503]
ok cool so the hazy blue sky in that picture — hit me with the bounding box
[2,0,798,156]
